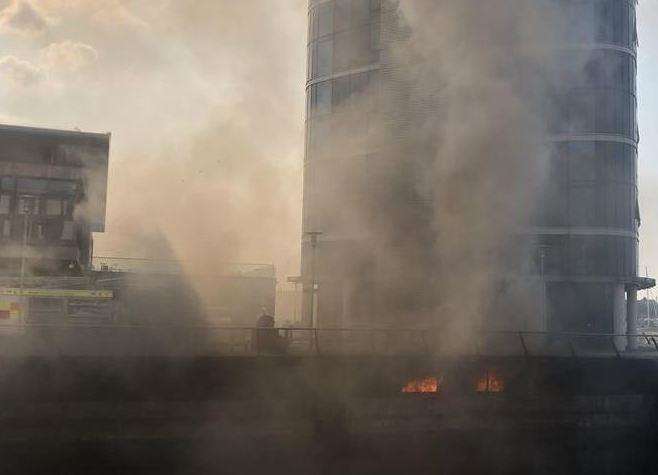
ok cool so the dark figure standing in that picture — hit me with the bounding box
[255,309,280,354]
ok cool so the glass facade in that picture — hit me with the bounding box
[554,0,637,48]
[303,0,384,326]
[537,0,639,283]
[302,0,641,330]
[307,0,381,81]
[538,0,639,332]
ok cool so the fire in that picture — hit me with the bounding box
[476,371,505,393]
[402,376,440,394]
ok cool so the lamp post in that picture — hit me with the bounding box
[538,246,549,332]
[19,198,34,326]
[305,231,323,328]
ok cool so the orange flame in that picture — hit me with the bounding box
[402,376,440,393]
[476,371,505,393]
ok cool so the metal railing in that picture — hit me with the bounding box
[0,324,657,358]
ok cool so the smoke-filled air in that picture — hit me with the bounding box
[1,0,654,334]
[0,0,307,313]
[392,0,559,334]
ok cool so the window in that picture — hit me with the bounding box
[352,0,371,26]
[567,142,597,182]
[318,2,334,37]
[570,185,599,227]
[309,6,318,41]
[0,195,10,214]
[333,76,351,108]
[371,20,381,51]
[62,200,71,217]
[17,197,38,215]
[2,219,10,238]
[333,26,378,73]
[17,178,49,194]
[311,69,380,115]
[316,81,332,115]
[335,0,351,32]
[351,71,370,96]
[333,31,352,72]
[1,177,15,192]
[62,221,75,241]
[316,38,333,77]
[45,199,63,216]
[49,180,78,193]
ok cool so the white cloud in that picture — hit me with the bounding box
[41,40,98,73]
[0,55,43,86]
[0,0,49,34]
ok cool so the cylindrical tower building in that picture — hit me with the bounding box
[301,0,652,333]
[302,0,385,327]
[539,0,645,335]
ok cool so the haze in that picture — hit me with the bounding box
[1,0,657,288]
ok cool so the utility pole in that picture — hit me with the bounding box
[19,198,33,327]
[305,231,322,328]
[538,246,549,332]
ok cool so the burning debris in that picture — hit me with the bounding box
[476,370,505,394]
[401,376,440,394]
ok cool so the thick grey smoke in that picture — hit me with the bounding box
[308,0,565,336]
[394,0,557,336]
[88,1,308,314]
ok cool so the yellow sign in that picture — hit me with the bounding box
[0,300,21,319]
[0,288,114,299]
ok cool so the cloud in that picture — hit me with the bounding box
[90,2,149,30]
[38,0,149,30]
[0,55,43,86]
[0,0,48,34]
[41,40,98,73]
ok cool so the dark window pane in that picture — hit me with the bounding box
[333,31,351,71]
[309,7,318,40]
[335,0,350,32]
[17,178,48,193]
[318,3,334,37]
[1,177,15,192]
[352,0,370,25]
[316,39,333,77]
[316,81,332,115]
[333,76,351,108]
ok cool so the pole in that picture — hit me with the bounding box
[539,246,547,331]
[627,286,639,351]
[305,231,322,329]
[19,203,32,326]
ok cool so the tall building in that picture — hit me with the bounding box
[537,0,651,337]
[302,0,652,334]
[303,0,389,327]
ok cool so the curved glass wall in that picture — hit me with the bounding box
[553,0,637,49]
[302,0,385,326]
[537,0,639,285]
[307,0,381,81]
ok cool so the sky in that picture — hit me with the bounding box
[0,0,657,286]
[0,0,307,283]
[638,0,658,285]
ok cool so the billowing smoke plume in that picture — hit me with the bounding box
[392,0,558,334]
[79,1,309,314]
[307,0,568,335]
